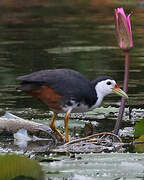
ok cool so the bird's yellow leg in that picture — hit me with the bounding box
[64,109,71,142]
[50,113,65,140]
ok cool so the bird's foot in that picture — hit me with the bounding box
[50,126,69,142]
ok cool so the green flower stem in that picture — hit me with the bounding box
[114,51,129,135]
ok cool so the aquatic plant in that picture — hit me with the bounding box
[114,8,133,134]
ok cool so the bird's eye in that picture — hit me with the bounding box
[107,81,111,85]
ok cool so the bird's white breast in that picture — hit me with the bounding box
[62,100,89,113]
[71,103,89,113]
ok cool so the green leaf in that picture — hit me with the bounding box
[0,154,44,180]
[134,118,144,138]
[135,136,144,142]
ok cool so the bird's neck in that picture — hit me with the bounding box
[89,93,104,110]
[89,81,105,110]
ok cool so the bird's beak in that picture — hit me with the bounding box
[113,84,128,99]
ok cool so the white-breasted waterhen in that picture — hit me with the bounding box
[17,69,128,142]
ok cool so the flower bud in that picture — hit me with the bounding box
[115,8,133,51]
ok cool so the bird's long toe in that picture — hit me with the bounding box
[50,125,69,142]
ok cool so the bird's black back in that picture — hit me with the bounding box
[17,69,97,107]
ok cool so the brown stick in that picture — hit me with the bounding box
[64,132,122,146]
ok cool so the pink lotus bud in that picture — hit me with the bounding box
[115,8,133,51]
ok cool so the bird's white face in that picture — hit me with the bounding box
[96,79,117,97]
[94,78,128,107]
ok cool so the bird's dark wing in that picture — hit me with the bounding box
[17,69,96,106]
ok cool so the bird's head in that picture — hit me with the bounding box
[92,76,128,99]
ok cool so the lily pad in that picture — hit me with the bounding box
[134,143,144,153]
[134,118,144,138]
[42,153,144,180]
[134,136,144,153]
[0,154,44,180]
[135,136,144,142]
[45,46,117,54]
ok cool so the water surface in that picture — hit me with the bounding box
[0,0,143,131]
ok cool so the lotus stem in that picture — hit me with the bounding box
[114,51,129,135]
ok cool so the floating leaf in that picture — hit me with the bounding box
[0,154,44,180]
[45,46,117,54]
[134,135,144,152]
[42,153,144,179]
[134,118,144,138]
[134,143,144,153]
[135,135,144,142]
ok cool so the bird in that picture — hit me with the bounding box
[16,68,128,142]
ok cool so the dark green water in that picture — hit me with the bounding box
[0,0,144,116]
